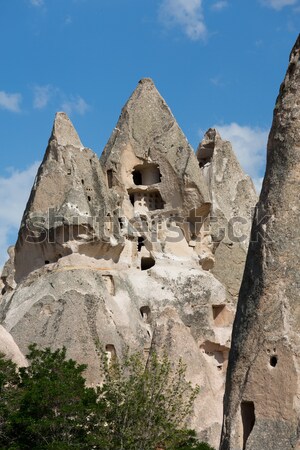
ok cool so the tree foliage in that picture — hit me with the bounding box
[0,346,215,450]
[98,351,203,450]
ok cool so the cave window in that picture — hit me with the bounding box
[128,190,165,211]
[212,305,232,327]
[198,144,214,168]
[141,257,155,271]
[133,170,142,185]
[45,260,50,265]
[140,306,151,322]
[132,164,161,186]
[129,193,135,206]
[118,217,125,230]
[270,356,278,367]
[81,179,85,185]
[107,169,113,188]
[105,344,116,366]
[87,195,91,202]
[103,275,115,296]
[146,191,165,211]
[200,340,229,370]
[241,401,255,450]
[138,237,145,252]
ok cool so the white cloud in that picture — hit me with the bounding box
[31,86,89,115]
[210,75,225,87]
[261,0,298,10]
[0,91,22,113]
[30,0,44,6]
[212,122,269,193]
[159,0,206,40]
[0,162,40,267]
[33,85,54,109]
[211,1,228,11]
[61,96,89,116]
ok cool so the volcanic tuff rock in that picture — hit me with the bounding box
[197,129,257,303]
[0,78,256,447]
[220,34,300,450]
[0,325,27,367]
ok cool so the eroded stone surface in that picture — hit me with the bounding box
[0,80,256,447]
[220,34,300,450]
[0,325,27,367]
[197,129,257,302]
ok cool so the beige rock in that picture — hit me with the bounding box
[0,79,256,447]
[220,34,300,450]
[197,129,257,303]
[0,325,27,367]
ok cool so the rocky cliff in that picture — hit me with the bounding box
[0,79,256,447]
[220,34,300,450]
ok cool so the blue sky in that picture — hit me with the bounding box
[0,0,299,265]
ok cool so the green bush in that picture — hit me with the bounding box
[0,346,215,450]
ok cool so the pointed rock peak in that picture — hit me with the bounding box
[290,33,300,61]
[138,77,155,86]
[128,77,164,107]
[200,128,221,146]
[278,34,300,97]
[130,77,166,102]
[50,112,83,148]
[196,128,221,163]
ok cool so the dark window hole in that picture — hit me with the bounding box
[45,260,50,265]
[241,401,255,450]
[138,237,145,252]
[107,169,113,188]
[141,257,155,271]
[133,170,142,185]
[87,195,91,202]
[270,356,278,367]
[118,218,125,230]
[140,306,151,321]
[129,194,135,206]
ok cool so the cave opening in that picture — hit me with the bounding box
[241,401,255,450]
[141,256,155,271]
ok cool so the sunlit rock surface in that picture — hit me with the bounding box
[220,34,300,450]
[0,79,256,447]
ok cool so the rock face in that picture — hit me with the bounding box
[220,35,300,450]
[0,325,27,367]
[0,79,256,447]
[197,129,257,303]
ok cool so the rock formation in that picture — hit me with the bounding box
[0,325,27,367]
[220,34,300,450]
[197,129,257,303]
[0,79,256,447]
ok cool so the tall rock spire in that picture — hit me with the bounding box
[197,128,257,303]
[50,112,83,148]
[13,112,118,283]
[101,78,210,212]
[101,78,213,269]
[220,34,300,450]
